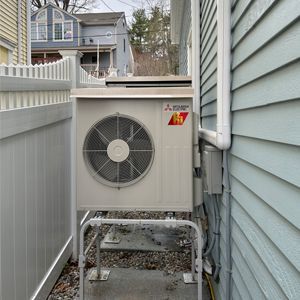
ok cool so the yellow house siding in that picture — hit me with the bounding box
[0,0,28,64]
[0,0,18,42]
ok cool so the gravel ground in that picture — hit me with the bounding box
[48,212,193,300]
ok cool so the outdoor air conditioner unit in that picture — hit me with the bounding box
[73,87,194,212]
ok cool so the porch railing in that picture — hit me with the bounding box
[81,64,109,78]
[79,66,106,85]
[32,56,61,65]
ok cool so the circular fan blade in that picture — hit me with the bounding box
[83,114,154,188]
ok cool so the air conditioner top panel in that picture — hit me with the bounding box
[71,87,194,99]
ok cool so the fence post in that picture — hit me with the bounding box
[59,50,83,88]
[58,50,83,259]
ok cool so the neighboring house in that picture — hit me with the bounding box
[172,1,300,300]
[31,3,132,76]
[0,0,31,64]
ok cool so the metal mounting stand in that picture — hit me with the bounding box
[88,226,111,281]
[79,218,203,300]
[103,224,121,244]
[183,227,198,284]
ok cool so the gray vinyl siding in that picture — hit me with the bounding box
[200,0,217,131]
[205,0,300,299]
[81,25,115,46]
[178,0,191,75]
[115,16,130,76]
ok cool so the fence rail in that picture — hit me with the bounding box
[0,53,105,110]
[0,90,70,111]
[0,58,70,80]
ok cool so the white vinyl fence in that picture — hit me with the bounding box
[80,66,106,85]
[0,51,101,300]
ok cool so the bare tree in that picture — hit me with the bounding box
[130,2,178,76]
[31,0,97,13]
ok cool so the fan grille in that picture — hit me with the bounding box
[83,114,154,187]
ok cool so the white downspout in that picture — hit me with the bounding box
[198,0,231,150]
[192,0,202,207]
[192,0,200,115]
[18,0,22,64]
[27,0,31,65]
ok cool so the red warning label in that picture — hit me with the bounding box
[168,112,189,126]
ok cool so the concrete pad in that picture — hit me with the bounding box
[84,268,209,300]
[101,225,186,252]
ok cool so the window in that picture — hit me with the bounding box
[31,10,47,41]
[0,46,9,64]
[123,39,126,53]
[53,9,73,41]
[37,10,46,20]
[54,23,63,40]
[54,10,63,20]
[0,37,15,64]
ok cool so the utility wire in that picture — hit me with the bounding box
[31,28,169,42]
[115,0,140,9]
[31,7,170,29]
[32,16,128,28]
[100,0,115,12]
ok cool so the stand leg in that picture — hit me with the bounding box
[89,225,111,281]
[96,226,101,278]
[103,224,121,244]
[79,262,85,300]
[183,228,198,284]
[191,228,196,279]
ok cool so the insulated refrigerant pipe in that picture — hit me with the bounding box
[223,151,232,300]
[79,218,203,300]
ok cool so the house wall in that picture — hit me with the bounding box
[0,0,28,64]
[31,4,80,49]
[115,16,130,76]
[178,0,191,75]
[200,0,217,131]
[200,0,300,299]
[81,25,115,46]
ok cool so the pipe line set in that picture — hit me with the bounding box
[192,0,232,298]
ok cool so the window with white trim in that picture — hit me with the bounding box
[31,10,47,41]
[53,9,73,41]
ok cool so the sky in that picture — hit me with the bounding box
[93,0,170,24]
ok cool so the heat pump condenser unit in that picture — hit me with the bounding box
[73,87,194,211]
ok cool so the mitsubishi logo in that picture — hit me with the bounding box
[164,104,173,111]
[168,112,189,125]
